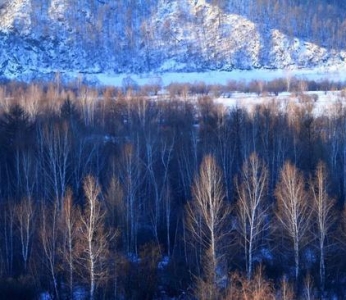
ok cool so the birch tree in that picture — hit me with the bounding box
[310,162,336,294]
[39,120,70,209]
[235,152,269,279]
[14,197,36,272]
[119,143,141,255]
[40,202,60,299]
[59,189,80,299]
[79,175,112,300]
[186,155,230,299]
[275,162,311,281]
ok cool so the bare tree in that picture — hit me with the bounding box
[275,162,311,281]
[59,188,80,299]
[104,175,124,230]
[224,266,275,300]
[119,143,141,255]
[186,155,230,299]
[104,175,123,298]
[310,162,336,294]
[159,131,175,256]
[235,152,269,278]
[302,273,315,300]
[38,120,70,209]
[14,197,36,272]
[19,149,38,201]
[21,84,43,120]
[79,175,113,300]
[70,136,97,195]
[177,120,198,200]
[1,201,15,276]
[277,276,295,300]
[40,202,60,299]
[212,103,236,201]
[79,87,97,126]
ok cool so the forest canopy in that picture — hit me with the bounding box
[0,79,346,299]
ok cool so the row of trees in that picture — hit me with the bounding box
[187,155,336,299]
[165,77,346,98]
[0,81,346,298]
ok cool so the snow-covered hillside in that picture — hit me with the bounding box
[0,0,345,81]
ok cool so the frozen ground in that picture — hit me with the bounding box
[89,66,346,87]
[214,90,345,116]
[83,67,346,117]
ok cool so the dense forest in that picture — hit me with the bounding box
[1,79,346,299]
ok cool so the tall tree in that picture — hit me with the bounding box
[14,197,36,272]
[310,162,336,294]
[39,202,60,299]
[275,162,311,281]
[235,152,269,278]
[38,119,71,209]
[1,201,15,276]
[79,175,113,300]
[59,189,80,299]
[118,143,141,255]
[186,155,230,299]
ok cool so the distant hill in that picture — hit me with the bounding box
[0,0,345,80]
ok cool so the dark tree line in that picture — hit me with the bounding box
[0,81,346,299]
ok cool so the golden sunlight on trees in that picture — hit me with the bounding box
[39,202,60,300]
[275,162,311,282]
[59,189,80,299]
[310,162,336,294]
[223,266,275,300]
[235,152,269,279]
[186,155,230,299]
[14,197,35,272]
[1,80,346,298]
[79,175,114,300]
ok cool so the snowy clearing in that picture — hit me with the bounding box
[214,91,345,116]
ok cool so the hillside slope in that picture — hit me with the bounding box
[0,0,345,80]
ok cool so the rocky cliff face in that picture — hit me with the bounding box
[0,0,345,81]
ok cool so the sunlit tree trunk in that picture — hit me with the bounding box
[60,189,80,299]
[236,152,269,279]
[186,155,230,298]
[40,121,70,209]
[275,162,311,282]
[15,197,35,272]
[40,202,60,300]
[310,162,336,295]
[160,133,175,256]
[80,175,112,300]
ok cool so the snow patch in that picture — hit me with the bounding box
[49,0,67,21]
[158,255,170,270]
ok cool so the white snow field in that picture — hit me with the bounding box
[90,66,346,88]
